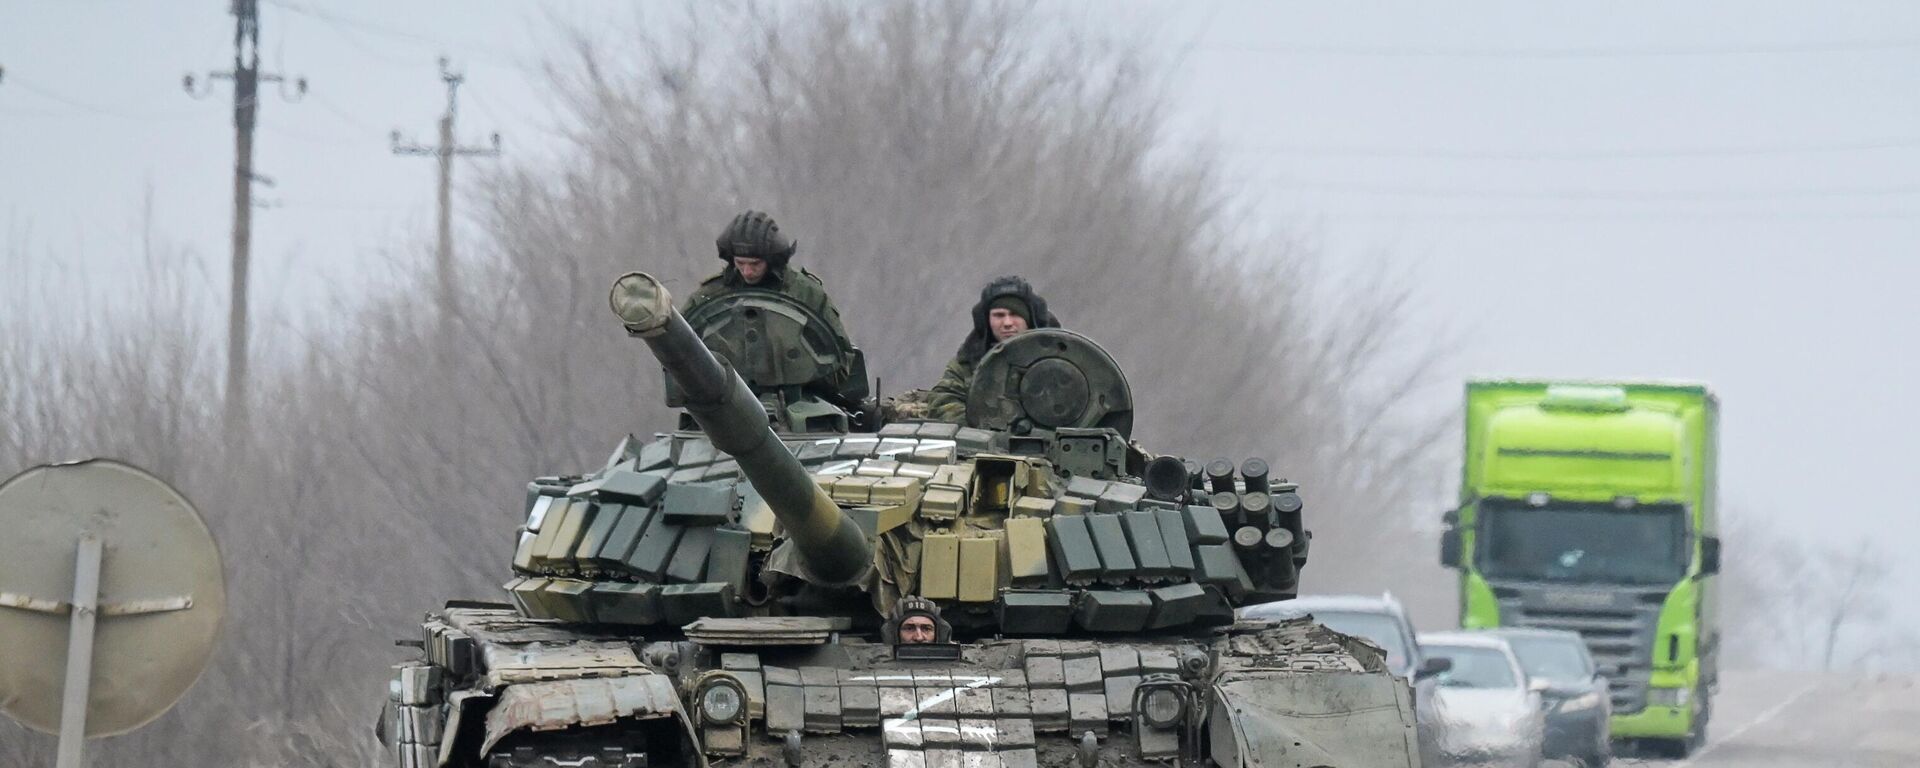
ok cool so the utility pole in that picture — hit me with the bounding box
[185,0,304,438]
[392,57,502,326]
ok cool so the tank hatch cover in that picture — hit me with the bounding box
[966,329,1134,438]
[0,459,226,737]
[683,292,846,391]
[684,616,852,646]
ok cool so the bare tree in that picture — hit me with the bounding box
[1720,516,1910,673]
[1815,540,1895,671]
[3,3,1450,764]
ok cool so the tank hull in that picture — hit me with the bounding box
[382,606,1421,767]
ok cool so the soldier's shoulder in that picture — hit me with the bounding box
[944,356,974,375]
[697,271,729,287]
[791,266,829,287]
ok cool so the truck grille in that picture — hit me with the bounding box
[1494,587,1664,714]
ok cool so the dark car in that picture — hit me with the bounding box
[1490,628,1612,766]
[1241,594,1452,765]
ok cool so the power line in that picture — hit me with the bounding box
[310,91,384,135]
[262,0,440,46]
[1254,177,1920,202]
[1276,208,1920,223]
[1202,37,1920,59]
[257,120,360,149]
[262,0,518,63]
[269,0,432,68]
[1222,136,1920,161]
[5,75,199,121]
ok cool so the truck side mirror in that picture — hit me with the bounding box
[1699,536,1722,576]
[1439,528,1462,569]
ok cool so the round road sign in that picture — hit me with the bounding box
[0,459,225,737]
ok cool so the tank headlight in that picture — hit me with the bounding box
[699,680,745,725]
[1141,687,1185,729]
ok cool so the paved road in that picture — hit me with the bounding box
[1615,670,1920,768]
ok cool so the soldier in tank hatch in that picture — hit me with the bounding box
[684,209,857,390]
[926,275,1061,424]
[886,596,952,645]
[684,210,849,333]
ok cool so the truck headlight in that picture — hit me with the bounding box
[699,679,746,725]
[1647,686,1690,708]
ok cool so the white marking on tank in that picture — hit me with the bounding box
[878,439,956,458]
[879,674,1003,734]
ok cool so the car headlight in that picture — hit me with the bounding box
[699,679,745,725]
[1141,687,1185,729]
[1556,690,1604,712]
[1647,686,1690,708]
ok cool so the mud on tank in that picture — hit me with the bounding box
[376,272,1423,767]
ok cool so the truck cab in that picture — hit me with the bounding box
[1440,381,1720,757]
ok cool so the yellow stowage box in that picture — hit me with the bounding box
[1011,496,1057,518]
[957,536,1001,603]
[869,477,923,506]
[830,475,879,505]
[1004,517,1050,582]
[921,485,967,520]
[920,534,961,600]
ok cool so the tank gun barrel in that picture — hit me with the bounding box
[609,272,872,585]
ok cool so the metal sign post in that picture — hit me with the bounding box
[55,536,102,768]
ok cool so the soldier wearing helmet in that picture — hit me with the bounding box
[684,210,857,391]
[886,596,952,645]
[925,276,1060,424]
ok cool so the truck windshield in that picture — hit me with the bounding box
[1478,502,1688,585]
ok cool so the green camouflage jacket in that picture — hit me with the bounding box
[925,356,975,424]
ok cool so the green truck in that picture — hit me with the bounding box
[1439,380,1721,756]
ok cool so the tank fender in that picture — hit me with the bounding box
[479,675,704,765]
[1209,673,1421,768]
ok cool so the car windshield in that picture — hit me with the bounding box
[1426,645,1518,689]
[1308,610,1412,675]
[1478,502,1688,585]
[1503,636,1592,683]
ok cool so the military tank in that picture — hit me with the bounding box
[378,272,1422,767]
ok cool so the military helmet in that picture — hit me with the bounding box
[885,595,952,644]
[714,210,797,268]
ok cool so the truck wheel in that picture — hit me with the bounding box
[1648,737,1692,759]
[1688,696,1713,751]
[1577,737,1612,766]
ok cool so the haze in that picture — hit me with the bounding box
[3,0,1914,635]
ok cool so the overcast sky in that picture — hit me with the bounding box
[4,1,1915,629]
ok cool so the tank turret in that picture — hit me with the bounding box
[609,271,871,585]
